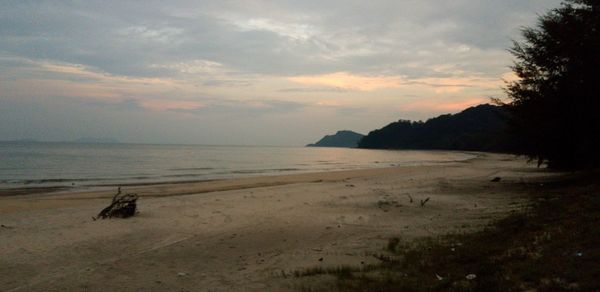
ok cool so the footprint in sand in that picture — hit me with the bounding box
[223,215,233,223]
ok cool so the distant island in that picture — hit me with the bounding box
[1,137,120,144]
[358,104,511,152]
[306,130,365,148]
[71,137,120,144]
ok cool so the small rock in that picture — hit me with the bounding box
[177,272,188,277]
[466,274,477,280]
[318,257,323,262]
[491,177,501,182]
[436,274,444,281]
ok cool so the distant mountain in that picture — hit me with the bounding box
[72,137,120,144]
[11,138,40,143]
[1,138,120,144]
[358,104,511,152]
[307,130,365,148]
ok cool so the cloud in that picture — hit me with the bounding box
[230,18,316,41]
[0,0,562,78]
[289,72,406,91]
[0,0,563,145]
[140,99,205,111]
[173,99,307,117]
[404,97,489,112]
[289,71,507,93]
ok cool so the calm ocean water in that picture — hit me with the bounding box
[0,142,475,189]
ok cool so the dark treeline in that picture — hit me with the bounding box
[358,104,512,152]
[505,0,600,169]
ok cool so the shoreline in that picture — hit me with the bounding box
[0,166,436,214]
[0,153,557,291]
[0,151,487,213]
[0,150,483,197]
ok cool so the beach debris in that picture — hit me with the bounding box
[435,273,444,281]
[420,197,430,207]
[407,194,414,203]
[465,274,477,280]
[491,177,501,182]
[1,224,14,229]
[346,184,355,187]
[318,257,324,262]
[177,272,188,277]
[95,187,138,219]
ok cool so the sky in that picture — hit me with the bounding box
[0,0,563,146]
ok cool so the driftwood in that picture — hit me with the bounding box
[94,187,138,219]
[420,197,430,207]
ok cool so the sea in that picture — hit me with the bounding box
[0,142,476,190]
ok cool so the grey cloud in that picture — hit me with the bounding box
[78,98,145,112]
[173,99,308,117]
[277,87,348,93]
[0,0,562,79]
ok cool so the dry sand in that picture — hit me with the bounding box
[0,153,556,291]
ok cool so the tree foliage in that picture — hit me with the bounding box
[506,0,600,169]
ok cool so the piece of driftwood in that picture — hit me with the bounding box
[420,197,430,207]
[94,187,138,219]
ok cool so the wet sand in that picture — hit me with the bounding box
[0,153,555,291]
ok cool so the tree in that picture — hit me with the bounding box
[506,0,600,169]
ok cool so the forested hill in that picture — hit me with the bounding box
[358,104,511,152]
[307,130,365,148]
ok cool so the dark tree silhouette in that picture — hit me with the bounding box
[506,0,600,169]
[358,104,511,152]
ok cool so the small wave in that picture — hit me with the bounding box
[213,168,302,175]
[19,178,112,184]
[127,176,154,180]
[230,170,269,174]
[316,161,343,165]
[1,176,155,185]
[168,167,215,171]
[269,168,302,172]
[162,173,205,178]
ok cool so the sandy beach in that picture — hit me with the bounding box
[0,153,556,291]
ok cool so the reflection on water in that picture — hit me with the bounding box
[0,142,475,189]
